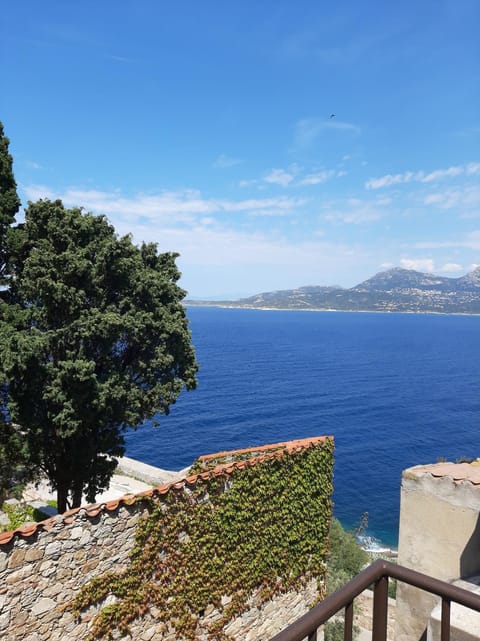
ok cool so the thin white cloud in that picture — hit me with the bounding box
[239,178,258,188]
[322,197,385,224]
[414,230,480,251]
[423,185,480,210]
[366,163,480,190]
[25,160,43,170]
[421,166,464,183]
[365,172,416,189]
[106,54,143,64]
[23,184,305,221]
[466,162,480,175]
[255,165,344,187]
[299,170,336,185]
[213,154,243,169]
[400,258,435,272]
[293,117,361,149]
[439,262,463,273]
[264,168,295,187]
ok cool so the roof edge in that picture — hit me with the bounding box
[0,435,333,547]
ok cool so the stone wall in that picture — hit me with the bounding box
[395,461,480,641]
[0,501,146,641]
[0,436,333,641]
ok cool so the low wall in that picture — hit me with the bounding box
[0,436,333,641]
[395,461,480,641]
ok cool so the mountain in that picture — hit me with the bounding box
[188,266,480,314]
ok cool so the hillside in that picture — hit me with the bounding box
[188,266,480,314]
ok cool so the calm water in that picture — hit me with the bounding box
[125,307,480,547]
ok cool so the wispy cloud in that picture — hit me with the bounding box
[243,165,345,188]
[414,230,480,251]
[439,262,463,273]
[24,160,43,170]
[400,258,435,272]
[300,169,338,185]
[322,197,386,224]
[293,117,361,150]
[106,54,144,64]
[23,184,305,221]
[213,154,243,169]
[366,162,480,189]
[264,168,296,187]
[423,185,480,211]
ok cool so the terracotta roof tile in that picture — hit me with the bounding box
[0,435,333,546]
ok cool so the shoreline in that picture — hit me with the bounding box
[186,303,480,317]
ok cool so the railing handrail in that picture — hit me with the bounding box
[269,559,480,641]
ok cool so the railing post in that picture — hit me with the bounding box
[372,575,388,641]
[440,598,450,641]
[344,600,354,641]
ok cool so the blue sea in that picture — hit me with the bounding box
[125,307,480,548]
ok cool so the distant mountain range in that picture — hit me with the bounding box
[188,266,480,314]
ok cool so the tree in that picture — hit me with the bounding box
[0,122,28,505]
[0,199,198,513]
[0,121,21,285]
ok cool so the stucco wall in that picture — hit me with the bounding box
[395,463,480,641]
[0,436,333,641]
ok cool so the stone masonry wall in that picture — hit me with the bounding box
[0,436,333,641]
[1,502,147,641]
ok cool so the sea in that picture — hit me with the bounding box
[125,306,480,549]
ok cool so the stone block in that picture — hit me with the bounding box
[44,542,62,559]
[7,549,26,569]
[0,610,11,631]
[31,597,56,616]
[68,526,84,540]
[25,547,44,563]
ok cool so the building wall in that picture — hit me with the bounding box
[395,463,480,641]
[0,436,333,641]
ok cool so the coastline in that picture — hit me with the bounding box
[186,303,480,317]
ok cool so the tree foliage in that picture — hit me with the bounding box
[326,518,369,594]
[0,122,28,504]
[0,198,198,512]
[0,122,21,284]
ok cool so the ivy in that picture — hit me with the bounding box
[73,438,334,640]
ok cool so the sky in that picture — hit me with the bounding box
[1,1,479,299]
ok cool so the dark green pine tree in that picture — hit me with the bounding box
[0,121,21,285]
[0,122,31,505]
[1,199,198,513]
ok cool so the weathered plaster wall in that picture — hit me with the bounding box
[395,462,480,641]
[0,436,333,641]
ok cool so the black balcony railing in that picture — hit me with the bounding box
[269,559,480,641]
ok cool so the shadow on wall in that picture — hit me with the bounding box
[460,512,480,579]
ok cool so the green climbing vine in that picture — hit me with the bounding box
[73,438,334,640]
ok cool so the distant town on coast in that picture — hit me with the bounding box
[187,266,480,314]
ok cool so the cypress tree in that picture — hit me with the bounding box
[0,121,21,284]
[0,135,198,513]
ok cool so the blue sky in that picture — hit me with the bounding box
[2,1,479,298]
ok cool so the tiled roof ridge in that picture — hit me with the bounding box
[0,435,332,546]
[197,435,331,461]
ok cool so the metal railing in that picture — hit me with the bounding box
[269,559,480,641]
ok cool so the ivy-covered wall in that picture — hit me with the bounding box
[0,436,334,641]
